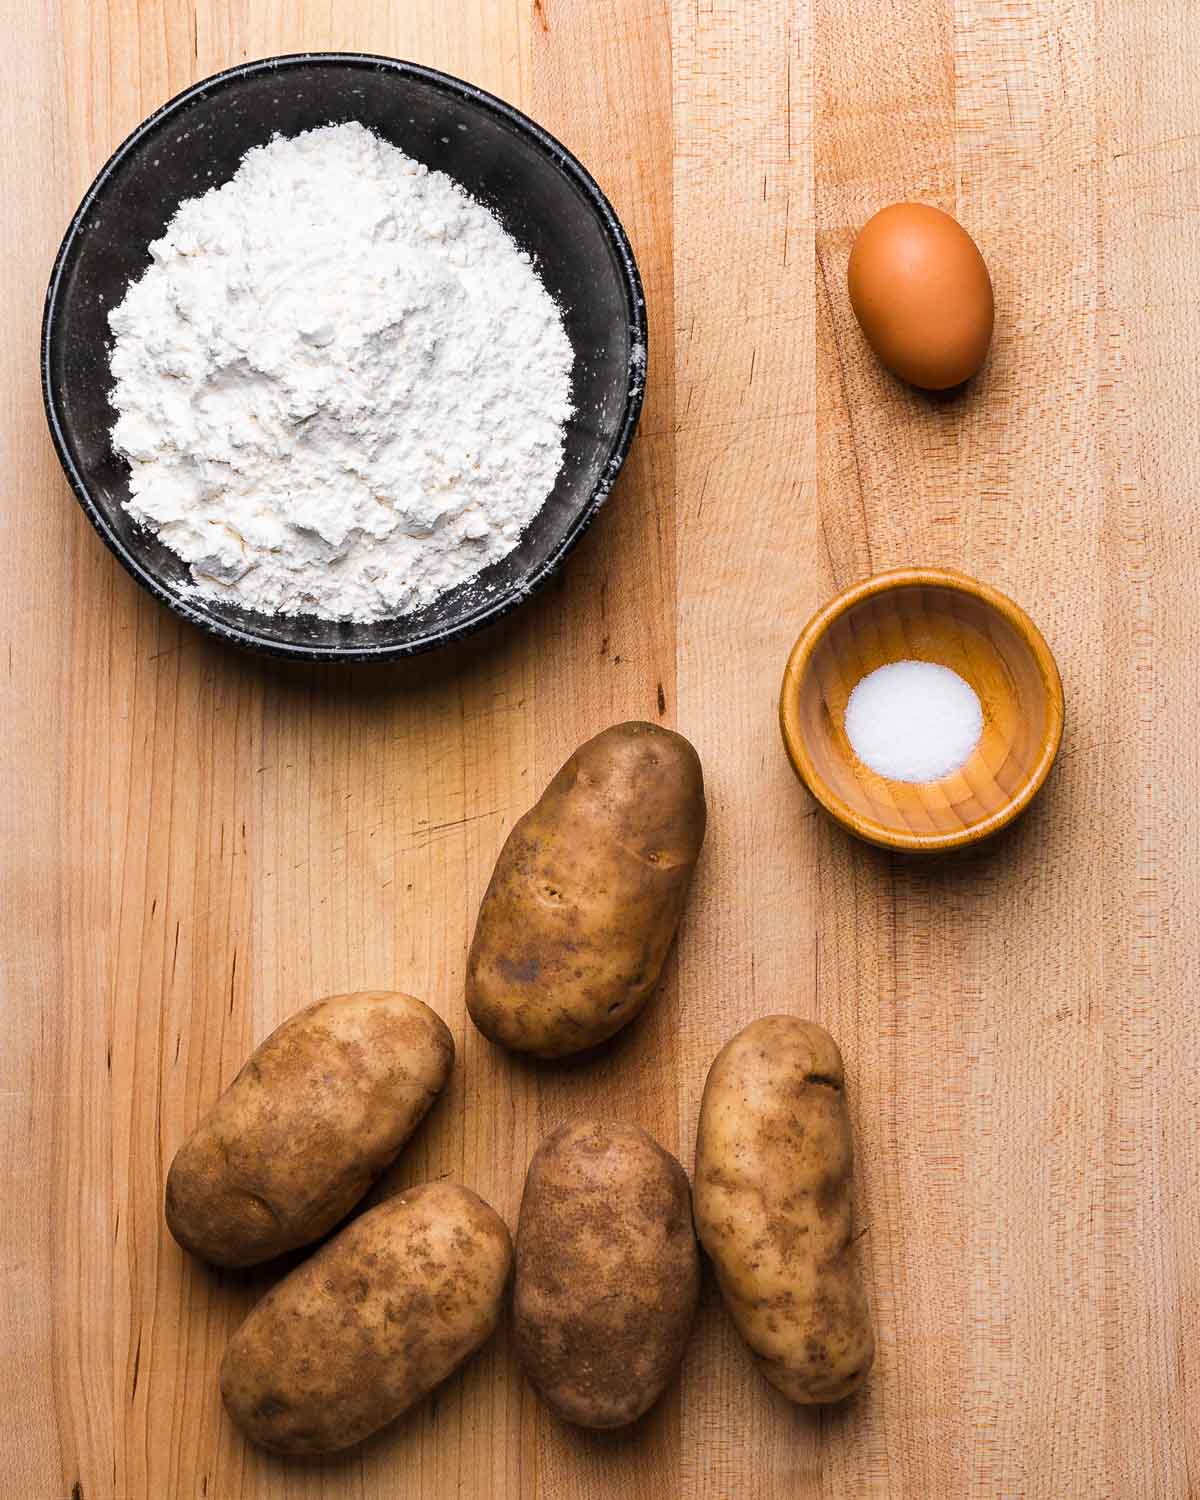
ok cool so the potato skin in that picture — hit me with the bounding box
[466,722,706,1059]
[513,1118,700,1427]
[694,1017,874,1403]
[220,1183,512,1454]
[166,991,453,1267]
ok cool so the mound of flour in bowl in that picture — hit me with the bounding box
[107,122,574,621]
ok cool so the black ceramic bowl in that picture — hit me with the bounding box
[42,54,646,660]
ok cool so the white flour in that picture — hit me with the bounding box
[107,122,574,621]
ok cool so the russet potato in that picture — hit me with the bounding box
[513,1118,699,1427]
[166,990,453,1267]
[220,1182,512,1454]
[467,722,706,1059]
[694,1017,874,1403]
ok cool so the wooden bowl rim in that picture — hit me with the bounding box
[779,566,1065,852]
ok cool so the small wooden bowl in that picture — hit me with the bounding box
[779,568,1064,852]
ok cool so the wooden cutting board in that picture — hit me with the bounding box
[4,1,1198,1495]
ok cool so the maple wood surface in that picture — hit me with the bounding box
[3,1,1197,1496]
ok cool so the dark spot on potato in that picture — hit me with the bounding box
[805,1073,842,1091]
[497,956,540,984]
[815,1172,842,1220]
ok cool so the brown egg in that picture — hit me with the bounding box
[847,203,994,390]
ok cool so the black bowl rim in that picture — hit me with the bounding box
[41,51,648,662]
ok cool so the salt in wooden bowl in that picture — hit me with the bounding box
[779,568,1064,852]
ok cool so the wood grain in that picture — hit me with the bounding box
[3,0,1199,1496]
[673,0,826,1496]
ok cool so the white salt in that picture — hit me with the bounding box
[844,660,982,783]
